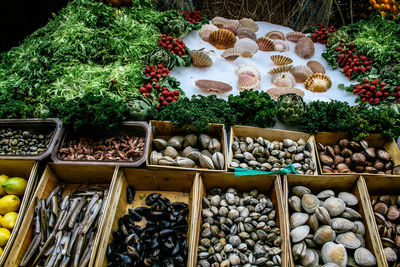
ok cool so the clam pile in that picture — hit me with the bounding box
[317,138,400,174]
[289,186,377,266]
[230,136,316,174]
[372,195,400,264]
[198,188,281,267]
[150,134,225,170]
[0,128,52,156]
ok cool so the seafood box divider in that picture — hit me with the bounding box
[228,125,318,175]
[314,132,400,175]
[0,160,39,266]
[95,168,198,267]
[147,120,228,172]
[51,121,150,167]
[5,163,118,267]
[283,174,387,266]
[0,118,62,161]
[188,172,289,266]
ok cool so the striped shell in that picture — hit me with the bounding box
[295,37,315,59]
[211,16,228,28]
[256,37,275,51]
[208,29,236,49]
[239,18,258,32]
[268,65,293,75]
[270,55,293,65]
[195,80,232,93]
[271,72,296,88]
[222,19,240,35]
[266,31,285,40]
[304,73,332,92]
[237,27,257,41]
[189,50,213,67]
[307,60,326,74]
[236,64,261,80]
[267,87,305,99]
[286,31,307,43]
[290,65,313,83]
[221,26,237,36]
[234,38,258,57]
[199,24,218,42]
[221,48,242,61]
[274,40,290,52]
[236,64,262,90]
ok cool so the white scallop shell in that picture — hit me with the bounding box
[235,64,261,80]
[234,38,259,57]
[199,24,218,42]
[271,72,296,88]
[211,16,228,27]
[238,74,261,91]
[221,48,243,61]
[273,40,290,52]
[239,18,258,32]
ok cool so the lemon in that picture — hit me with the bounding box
[0,195,20,215]
[0,228,10,246]
[2,177,27,196]
[2,212,17,230]
[0,215,3,226]
[0,175,8,196]
[0,247,2,256]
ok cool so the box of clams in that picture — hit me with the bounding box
[228,126,318,175]
[147,121,227,172]
[284,174,386,266]
[315,132,400,175]
[190,172,289,267]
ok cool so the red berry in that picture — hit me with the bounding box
[156,74,162,79]
[155,83,160,90]
[174,90,180,96]
[369,98,374,104]
[152,78,158,83]
[375,91,382,97]
[370,85,376,91]
[380,82,386,87]
[361,97,367,102]
[166,96,173,102]
[145,93,150,98]
[162,86,167,90]
[140,87,147,93]
[146,84,152,90]
[162,101,168,106]
[156,104,161,109]
[384,92,389,97]
[162,91,169,97]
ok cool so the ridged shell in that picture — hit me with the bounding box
[158,156,177,166]
[323,197,346,217]
[177,157,196,168]
[335,232,361,249]
[199,155,215,169]
[183,134,197,147]
[234,38,259,57]
[286,31,307,43]
[211,16,228,28]
[268,65,293,75]
[270,55,293,65]
[208,29,236,50]
[235,65,261,80]
[321,242,348,267]
[238,73,261,91]
[221,48,242,61]
[271,72,296,88]
[256,37,275,51]
[301,194,319,213]
[295,37,315,59]
[187,151,201,164]
[189,50,213,67]
[290,65,313,83]
[274,40,290,52]
[221,26,237,36]
[307,60,326,74]
[225,19,240,30]
[239,18,258,32]
[266,30,285,40]
[195,80,232,93]
[354,248,377,267]
[212,152,225,170]
[313,225,336,245]
[237,27,257,41]
[267,87,304,99]
[164,146,178,159]
[305,73,332,92]
[199,24,218,42]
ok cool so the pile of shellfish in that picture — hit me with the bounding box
[289,186,377,266]
[230,137,316,174]
[150,133,225,170]
[198,188,281,267]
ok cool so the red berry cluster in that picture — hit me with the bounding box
[181,10,202,24]
[395,86,400,103]
[335,42,372,79]
[140,64,169,98]
[352,78,389,105]
[312,24,336,44]
[158,35,187,57]
[157,89,180,109]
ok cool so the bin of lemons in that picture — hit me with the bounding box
[2,212,17,230]
[0,228,10,247]
[0,195,20,215]
[2,177,27,196]
[0,175,8,196]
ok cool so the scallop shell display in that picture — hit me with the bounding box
[307,60,326,74]
[273,40,290,52]
[290,65,313,83]
[271,72,296,88]
[267,87,305,99]
[238,73,261,91]
[195,80,232,93]
[234,38,258,57]
[238,18,258,32]
[256,37,275,51]
[211,16,228,28]
[236,65,261,80]
[304,73,332,92]
[266,30,285,40]
[268,65,293,75]
[221,48,242,61]
[295,37,315,59]
[199,24,218,42]
[270,55,293,65]
[224,19,240,30]
[208,29,236,50]
[237,27,257,41]
[189,50,213,67]
[286,31,307,43]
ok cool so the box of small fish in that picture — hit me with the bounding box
[147,121,227,172]
[284,174,385,266]
[5,163,117,266]
[52,121,150,167]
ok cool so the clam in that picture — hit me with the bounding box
[212,152,225,170]
[341,207,362,220]
[383,247,397,263]
[168,136,184,149]
[199,134,212,149]
[354,247,376,266]
[289,196,302,212]
[290,225,310,243]
[301,248,319,266]
[352,153,366,165]
[290,212,309,229]
[164,146,178,159]
[153,138,168,150]
[301,194,319,213]
[184,134,197,147]
[323,197,346,217]
[293,186,311,197]
[321,242,348,267]
[338,192,358,206]
[353,221,365,235]
[322,264,340,267]
[292,242,307,260]
[331,218,355,233]
[158,156,177,166]
[150,150,163,165]
[208,138,221,153]
[313,225,336,245]
[387,205,400,221]
[200,155,215,169]
[307,213,319,232]
[317,190,335,200]
[177,157,196,168]
[183,146,195,158]
[320,155,334,166]
[376,149,391,161]
[335,232,361,249]
[315,206,331,224]
[187,151,202,164]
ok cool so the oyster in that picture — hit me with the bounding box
[321,242,347,267]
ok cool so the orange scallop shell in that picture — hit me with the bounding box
[304,73,332,92]
[208,29,236,50]
[237,27,257,41]
[195,80,232,93]
[290,65,313,83]
[271,72,296,88]
[307,60,326,74]
[295,37,315,59]
[270,55,293,65]
[273,40,290,52]
[199,24,218,41]
[256,37,275,52]
[266,31,285,40]
[286,31,307,43]
[267,87,305,99]
[238,74,261,90]
[211,16,228,28]
[268,65,293,75]
[189,50,213,67]
[239,18,258,32]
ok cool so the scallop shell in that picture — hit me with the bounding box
[221,48,242,61]
[189,50,213,67]
[286,31,307,43]
[354,248,377,267]
[235,65,261,80]
[290,65,313,83]
[270,55,293,65]
[307,60,326,74]
[199,24,218,42]
[335,232,361,249]
[221,19,240,36]
[238,73,261,91]
[239,18,258,32]
[211,16,228,28]
[237,27,257,41]
[274,40,290,52]
[321,242,348,267]
[304,73,332,92]
[234,38,258,57]
[271,72,296,88]
[195,80,232,93]
[208,29,236,50]
[266,30,285,40]
[221,26,237,36]
[256,37,275,51]
[267,87,304,99]
[295,37,315,59]
[323,197,346,217]
[268,65,293,75]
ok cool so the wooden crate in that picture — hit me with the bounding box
[314,132,400,175]
[95,168,198,267]
[188,172,289,266]
[5,163,117,267]
[283,174,386,266]
[0,160,39,266]
[147,120,228,172]
[228,126,318,175]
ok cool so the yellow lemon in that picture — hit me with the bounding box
[2,212,17,230]
[2,177,27,196]
[0,228,10,246]
[0,195,20,215]
[0,175,8,196]
[0,247,2,256]
[0,215,3,226]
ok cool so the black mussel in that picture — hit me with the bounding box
[151,237,159,249]
[163,237,174,249]
[152,248,161,258]
[127,245,140,258]
[160,219,171,228]
[118,219,130,236]
[119,253,133,264]
[172,202,188,211]
[145,193,161,206]
[173,225,187,232]
[148,210,164,219]
[174,254,185,263]
[135,206,150,216]
[180,209,189,217]
[144,258,152,266]
[128,208,143,221]
[125,232,140,244]
[127,186,135,204]
[133,225,143,236]
[171,241,180,255]
[159,229,174,237]
[112,228,125,242]
[165,258,175,267]
[123,214,135,227]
